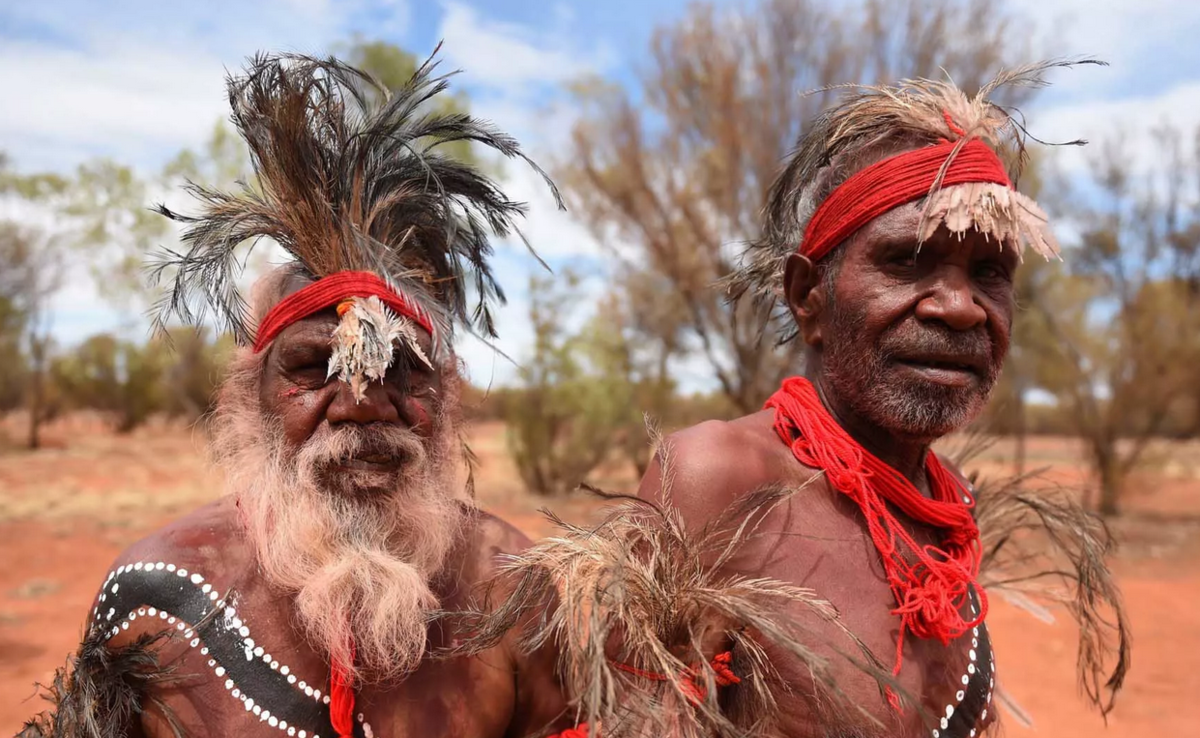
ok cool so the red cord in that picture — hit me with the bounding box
[329,640,356,738]
[799,138,1010,263]
[252,271,434,352]
[764,377,987,709]
[610,650,740,706]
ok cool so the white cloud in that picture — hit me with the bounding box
[498,160,605,259]
[1033,80,1200,174]
[0,39,227,173]
[433,2,616,261]
[437,2,603,88]
[1015,0,1200,81]
[0,0,411,346]
[0,0,412,173]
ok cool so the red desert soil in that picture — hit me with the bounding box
[2,419,1198,735]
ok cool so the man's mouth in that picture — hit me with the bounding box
[893,354,984,386]
[334,452,405,472]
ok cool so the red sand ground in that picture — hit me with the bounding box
[2,420,1198,736]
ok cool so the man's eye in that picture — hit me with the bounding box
[285,360,329,384]
[974,263,1009,281]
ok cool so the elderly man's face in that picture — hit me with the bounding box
[257,282,444,497]
[813,199,1018,441]
[217,276,462,681]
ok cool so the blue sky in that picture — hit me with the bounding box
[3,0,1200,390]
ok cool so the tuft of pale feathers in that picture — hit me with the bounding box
[446,433,902,737]
[328,295,432,403]
[730,59,1103,342]
[151,47,562,354]
[939,427,1130,723]
[919,181,1058,262]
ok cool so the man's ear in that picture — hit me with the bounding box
[784,253,825,347]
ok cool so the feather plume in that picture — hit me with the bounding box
[327,295,432,402]
[18,623,186,738]
[956,460,1130,719]
[150,48,563,352]
[443,436,906,737]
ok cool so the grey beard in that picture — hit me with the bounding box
[819,300,998,440]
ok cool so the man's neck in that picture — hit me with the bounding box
[806,375,933,493]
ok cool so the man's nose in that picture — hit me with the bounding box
[325,378,401,425]
[914,266,987,331]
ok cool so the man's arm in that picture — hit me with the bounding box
[464,512,573,738]
[19,558,191,738]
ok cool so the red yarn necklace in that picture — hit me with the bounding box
[329,642,355,738]
[764,376,987,709]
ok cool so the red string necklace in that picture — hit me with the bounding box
[329,642,355,738]
[764,377,986,709]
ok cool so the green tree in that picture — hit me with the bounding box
[156,326,236,421]
[1029,126,1200,515]
[57,159,169,310]
[1,155,71,449]
[161,119,251,193]
[504,272,644,495]
[52,333,166,433]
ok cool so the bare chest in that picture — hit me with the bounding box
[92,559,516,738]
[734,475,998,738]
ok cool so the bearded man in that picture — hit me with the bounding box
[468,65,1129,738]
[21,53,570,738]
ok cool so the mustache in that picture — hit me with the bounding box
[298,422,427,469]
[879,323,997,371]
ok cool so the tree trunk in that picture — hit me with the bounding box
[1097,451,1122,517]
[26,333,48,450]
[1014,380,1027,477]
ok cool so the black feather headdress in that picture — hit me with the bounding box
[151,48,562,358]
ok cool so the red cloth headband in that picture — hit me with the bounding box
[799,138,1011,262]
[252,271,434,353]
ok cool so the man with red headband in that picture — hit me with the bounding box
[20,53,574,738]
[632,66,1131,736]
[464,65,1129,738]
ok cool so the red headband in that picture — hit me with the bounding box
[252,271,434,353]
[799,138,1011,262]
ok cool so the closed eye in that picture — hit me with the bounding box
[973,262,1010,281]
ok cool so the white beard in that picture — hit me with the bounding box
[210,352,470,682]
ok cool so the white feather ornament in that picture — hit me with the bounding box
[327,296,433,403]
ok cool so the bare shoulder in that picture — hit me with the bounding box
[469,507,534,559]
[639,411,818,527]
[441,506,534,605]
[32,498,249,738]
[106,496,246,590]
[88,497,249,652]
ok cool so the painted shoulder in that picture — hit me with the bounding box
[88,497,355,738]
